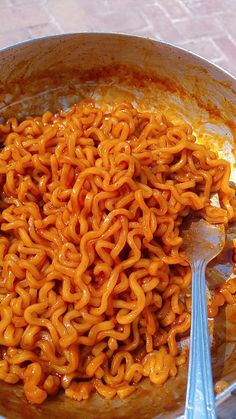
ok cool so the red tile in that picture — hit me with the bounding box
[0,29,29,49]
[213,58,236,77]
[141,4,182,42]
[214,36,236,65]
[179,38,223,61]
[175,15,224,39]
[10,0,42,4]
[27,23,61,38]
[181,0,227,15]
[217,13,236,41]
[158,0,189,19]
[0,0,11,5]
[0,4,49,33]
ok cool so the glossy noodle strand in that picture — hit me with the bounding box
[0,102,235,404]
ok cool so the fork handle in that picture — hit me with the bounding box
[184,260,217,419]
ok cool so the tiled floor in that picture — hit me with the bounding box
[1,0,236,76]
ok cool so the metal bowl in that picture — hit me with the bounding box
[0,33,236,419]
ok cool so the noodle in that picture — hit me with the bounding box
[0,101,235,404]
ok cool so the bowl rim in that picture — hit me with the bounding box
[0,30,236,414]
[0,31,235,85]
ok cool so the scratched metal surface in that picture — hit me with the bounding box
[0,34,236,418]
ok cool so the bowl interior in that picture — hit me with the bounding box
[1,33,236,419]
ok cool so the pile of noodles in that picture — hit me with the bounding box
[0,102,235,404]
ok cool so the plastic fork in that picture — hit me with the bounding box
[182,217,225,419]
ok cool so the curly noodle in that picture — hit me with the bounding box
[0,101,235,404]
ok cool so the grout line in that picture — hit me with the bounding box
[153,1,172,18]
[226,33,236,49]
[175,0,192,15]
[42,0,64,33]
[156,0,192,18]
[212,34,236,63]
[178,36,226,61]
